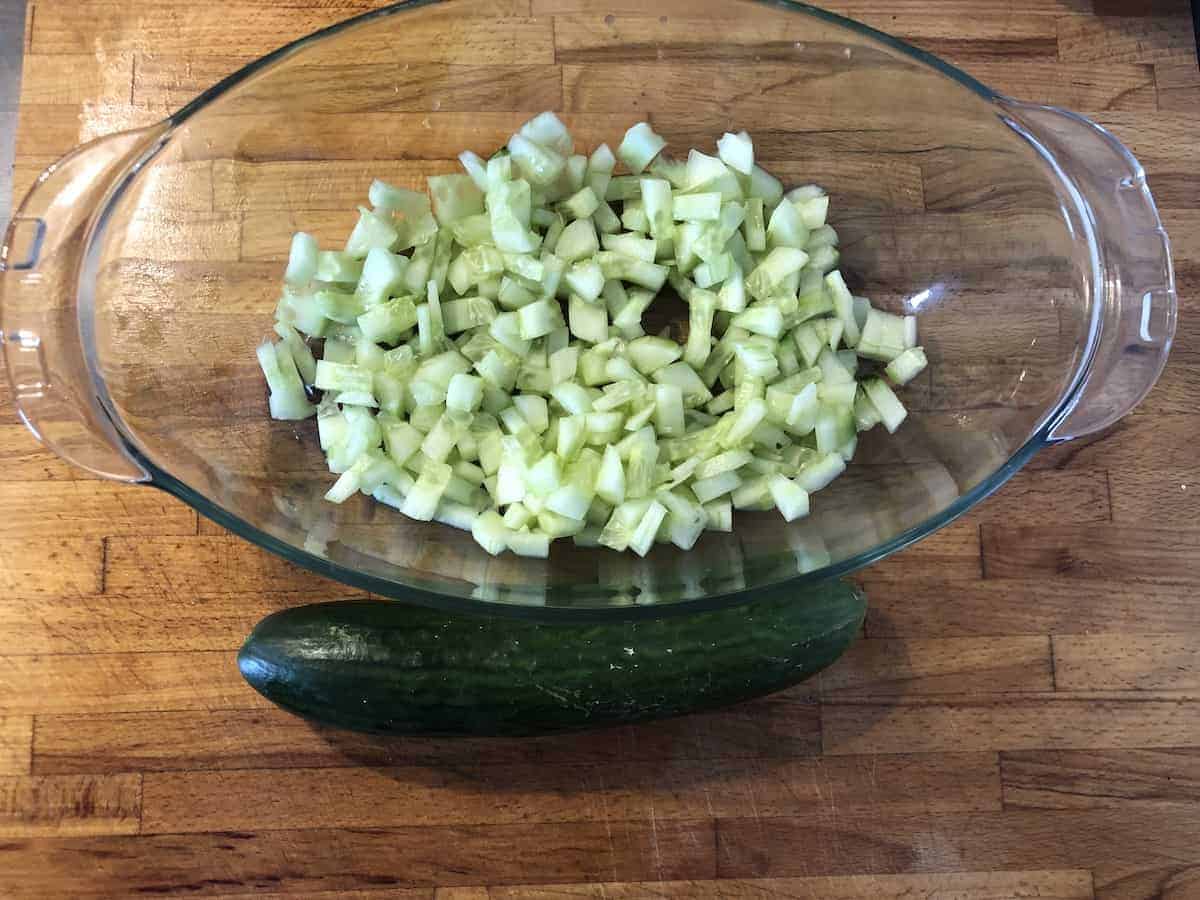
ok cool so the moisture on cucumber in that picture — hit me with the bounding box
[258,113,929,559]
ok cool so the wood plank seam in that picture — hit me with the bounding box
[1049,634,1058,691]
[0,718,33,776]
[136,768,145,840]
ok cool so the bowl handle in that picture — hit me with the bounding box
[0,126,169,481]
[999,101,1177,442]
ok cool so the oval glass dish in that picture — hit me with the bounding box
[0,0,1176,618]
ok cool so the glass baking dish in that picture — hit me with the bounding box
[0,0,1176,618]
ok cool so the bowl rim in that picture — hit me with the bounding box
[102,0,1087,620]
[168,0,1003,133]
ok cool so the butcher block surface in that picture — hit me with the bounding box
[3,1,1200,897]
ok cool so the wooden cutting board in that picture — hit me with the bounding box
[2,2,1199,897]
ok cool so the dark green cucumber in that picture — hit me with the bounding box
[238,580,865,736]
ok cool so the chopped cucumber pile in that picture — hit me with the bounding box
[258,113,928,559]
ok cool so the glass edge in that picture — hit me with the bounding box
[999,99,1177,442]
[755,0,1000,102]
[1015,102,1179,435]
[134,425,1052,623]
[167,0,445,129]
[102,0,1080,620]
[995,107,1105,445]
[164,0,1001,134]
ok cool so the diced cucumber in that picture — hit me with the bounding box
[555,218,599,263]
[886,346,928,385]
[684,289,717,369]
[863,377,908,433]
[428,174,485,225]
[508,133,566,187]
[285,232,319,285]
[768,474,810,522]
[520,111,574,157]
[257,341,316,420]
[562,186,600,221]
[592,201,622,234]
[345,206,400,259]
[639,177,674,241]
[766,198,809,250]
[716,130,754,175]
[563,259,605,303]
[672,192,722,222]
[568,294,609,344]
[627,335,682,375]
[260,116,928,559]
[618,122,667,175]
[746,247,808,301]
[601,232,657,263]
[587,143,616,198]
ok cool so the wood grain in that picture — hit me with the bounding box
[0,592,300,654]
[854,519,983,581]
[1155,57,1200,110]
[202,64,564,115]
[935,60,1157,111]
[862,577,1200,637]
[102,534,352,598]
[0,718,33,776]
[968,469,1111,524]
[31,7,555,62]
[1108,470,1199,527]
[0,774,142,837]
[0,539,103,597]
[6,1,1200,896]
[213,159,466,211]
[548,13,1062,65]
[0,820,718,896]
[119,210,242,261]
[0,426,90,481]
[32,693,823,775]
[1053,635,1200,692]
[1094,110,1200,170]
[483,871,1097,899]
[176,111,635,163]
[981,525,1200,582]
[1001,749,1200,810]
[14,101,166,158]
[1057,15,1196,64]
[207,891,436,900]
[712,807,1200,882]
[820,636,1054,696]
[1123,364,1200,418]
[17,54,135,105]
[822,696,1200,755]
[535,0,1093,13]
[216,156,925,215]
[0,651,266,715]
[0,483,196,538]
[138,753,999,834]
[1032,415,1200,472]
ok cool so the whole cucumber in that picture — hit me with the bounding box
[239,580,865,736]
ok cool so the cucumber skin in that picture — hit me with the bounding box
[238,580,865,737]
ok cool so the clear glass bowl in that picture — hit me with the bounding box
[0,0,1176,618]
